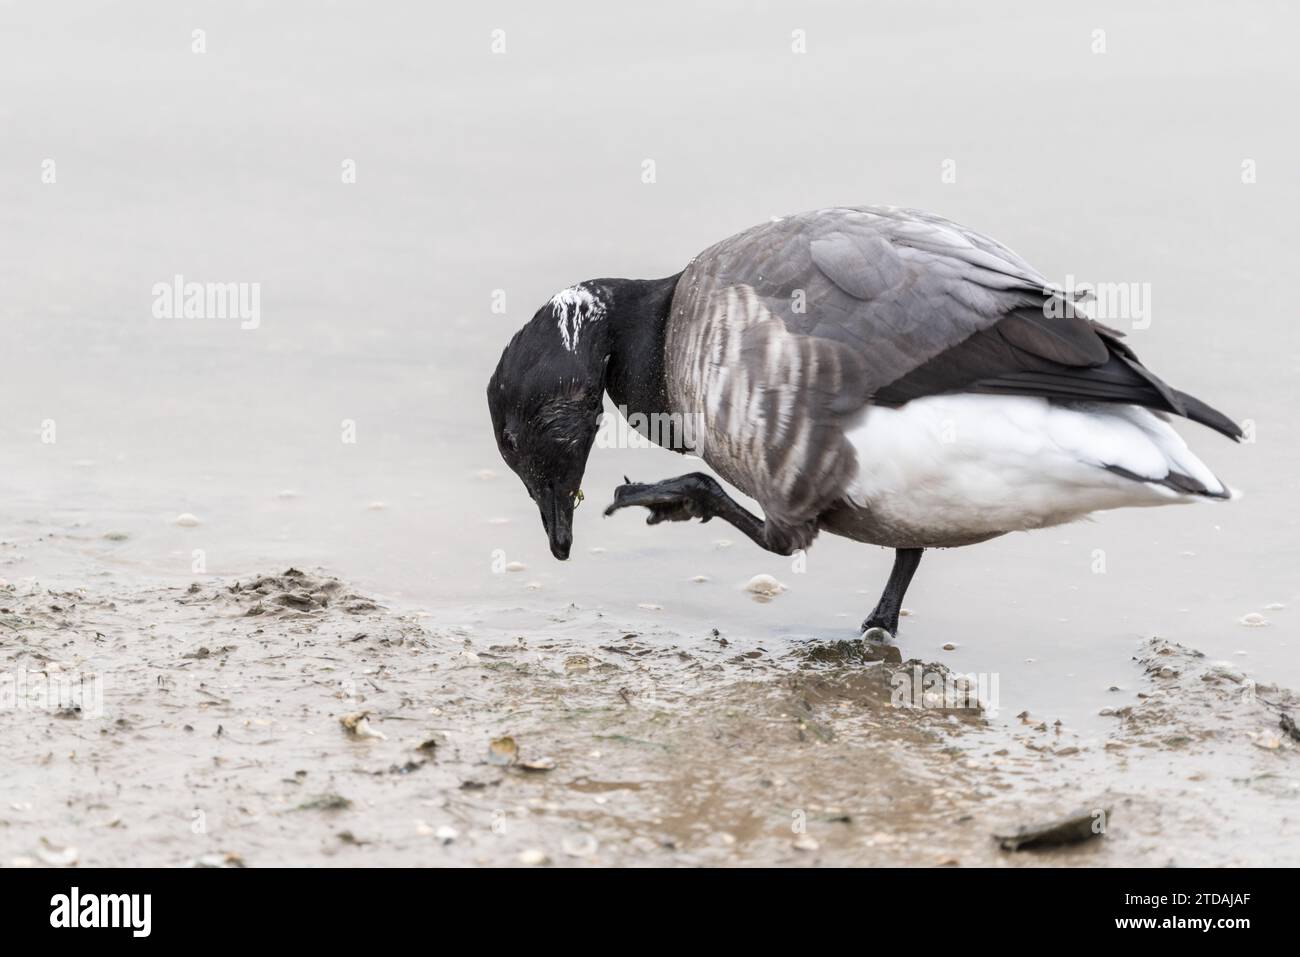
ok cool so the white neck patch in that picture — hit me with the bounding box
[550,285,605,352]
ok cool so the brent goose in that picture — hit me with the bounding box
[487,206,1239,637]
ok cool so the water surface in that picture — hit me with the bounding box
[2,0,1296,736]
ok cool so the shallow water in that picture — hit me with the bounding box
[2,0,1297,753]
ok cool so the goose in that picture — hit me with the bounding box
[487,206,1239,639]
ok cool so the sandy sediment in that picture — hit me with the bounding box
[1,567,1297,867]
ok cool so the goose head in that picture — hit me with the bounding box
[487,286,610,560]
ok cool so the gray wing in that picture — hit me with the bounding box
[665,206,1236,530]
[680,206,1101,390]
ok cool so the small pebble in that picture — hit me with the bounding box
[638,602,662,611]
[942,642,957,651]
[339,711,386,740]
[35,842,78,867]
[743,574,786,599]
[517,848,549,866]
[505,561,526,572]
[435,825,459,844]
[792,836,819,852]
[174,513,201,527]
[562,835,599,858]
[476,469,498,481]
[1239,613,1270,627]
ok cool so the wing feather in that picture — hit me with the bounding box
[665,207,1240,524]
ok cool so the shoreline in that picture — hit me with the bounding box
[3,558,1297,867]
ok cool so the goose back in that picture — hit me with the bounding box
[663,205,1231,532]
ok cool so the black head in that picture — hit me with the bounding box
[487,284,610,560]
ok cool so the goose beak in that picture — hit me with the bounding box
[537,488,573,560]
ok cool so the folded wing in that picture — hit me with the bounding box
[666,206,1239,528]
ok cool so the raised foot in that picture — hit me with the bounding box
[603,473,719,525]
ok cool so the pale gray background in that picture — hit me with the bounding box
[2,0,1295,725]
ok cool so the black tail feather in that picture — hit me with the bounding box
[1104,463,1232,500]
[876,315,1243,442]
[1172,388,1243,442]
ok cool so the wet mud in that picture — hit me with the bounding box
[3,557,1297,867]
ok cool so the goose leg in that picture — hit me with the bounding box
[604,473,803,555]
[861,548,924,638]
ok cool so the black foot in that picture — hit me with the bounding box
[859,548,923,641]
[603,473,719,525]
[860,614,899,641]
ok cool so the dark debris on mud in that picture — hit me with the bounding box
[3,571,1299,867]
[196,567,383,617]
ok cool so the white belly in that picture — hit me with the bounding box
[832,394,1227,548]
